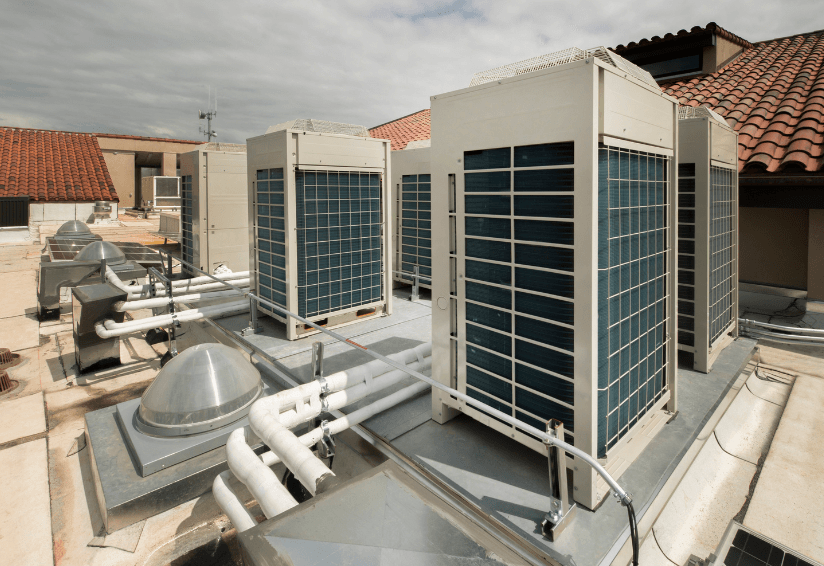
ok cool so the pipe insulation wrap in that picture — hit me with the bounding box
[212,471,258,532]
[116,289,246,311]
[125,280,250,301]
[739,317,824,336]
[225,429,298,519]
[94,300,249,338]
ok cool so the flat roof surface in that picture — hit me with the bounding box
[213,289,757,566]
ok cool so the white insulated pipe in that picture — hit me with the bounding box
[212,472,259,532]
[105,266,249,299]
[216,380,430,530]
[94,299,249,338]
[219,343,431,523]
[225,429,299,519]
[116,289,246,311]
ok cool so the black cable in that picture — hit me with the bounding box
[626,501,639,566]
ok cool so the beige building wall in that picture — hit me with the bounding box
[807,210,824,301]
[740,207,809,290]
[100,151,135,208]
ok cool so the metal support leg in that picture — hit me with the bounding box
[409,265,420,302]
[241,296,261,336]
[311,341,324,380]
[540,419,577,541]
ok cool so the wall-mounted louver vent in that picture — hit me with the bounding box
[247,120,392,340]
[431,49,678,510]
[677,107,738,372]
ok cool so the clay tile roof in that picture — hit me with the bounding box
[614,22,754,52]
[0,127,119,202]
[662,28,824,173]
[370,27,824,175]
[369,109,431,151]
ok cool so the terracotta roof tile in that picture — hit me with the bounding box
[0,128,118,202]
[372,28,824,175]
[368,109,431,151]
[614,22,754,52]
[662,29,824,172]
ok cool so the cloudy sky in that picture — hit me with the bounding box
[1,1,822,144]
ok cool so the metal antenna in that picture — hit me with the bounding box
[198,86,218,142]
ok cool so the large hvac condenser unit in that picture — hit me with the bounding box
[676,106,739,372]
[246,119,392,340]
[430,47,679,510]
[179,148,249,275]
[140,176,181,210]
[392,141,432,288]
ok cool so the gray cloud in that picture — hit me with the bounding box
[1,0,821,143]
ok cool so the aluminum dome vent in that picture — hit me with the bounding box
[135,344,262,437]
[55,220,99,240]
[74,241,127,265]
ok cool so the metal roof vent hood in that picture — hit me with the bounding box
[55,220,99,240]
[135,344,263,437]
[74,241,127,265]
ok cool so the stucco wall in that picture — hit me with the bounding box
[101,151,135,205]
[29,202,118,224]
[740,207,809,290]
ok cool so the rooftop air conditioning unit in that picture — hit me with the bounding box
[141,176,181,210]
[246,119,392,340]
[430,47,679,510]
[676,106,739,372]
[392,142,432,288]
[179,148,249,275]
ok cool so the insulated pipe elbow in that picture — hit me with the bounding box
[225,429,298,519]
[212,471,257,532]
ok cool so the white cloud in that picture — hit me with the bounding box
[1,0,821,143]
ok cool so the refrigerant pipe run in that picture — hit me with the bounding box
[94,299,249,338]
[115,289,247,311]
[215,345,431,529]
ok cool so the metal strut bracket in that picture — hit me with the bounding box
[241,295,262,336]
[316,419,336,459]
[540,419,577,541]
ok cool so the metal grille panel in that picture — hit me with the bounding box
[597,144,670,457]
[677,105,728,125]
[294,170,383,318]
[677,164,696,348]
[709,166,736,344]
[255,169,288,312]
[400,174,432,283]
[181,175,194,273]
[469,46,658,89]
[458,142,578,439]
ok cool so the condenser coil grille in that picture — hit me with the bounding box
[677,163,697,348]
[709,166,736,345]
[181,175,194,273]
[255,168,288,311]
[469,46,658,89]
[597,144,670,457]
[294,170,383,318]
[400,174,432,283]
[458,142,578,444]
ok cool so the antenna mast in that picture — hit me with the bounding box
[198,87,218,142]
